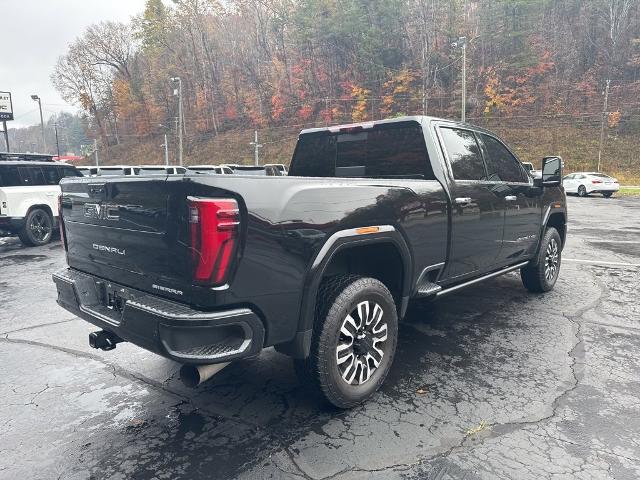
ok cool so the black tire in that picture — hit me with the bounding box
[18,208,53,247]
[295,275,398,408]
[602,192,613,198]
[521,227,562,293]
[578,185,588,197]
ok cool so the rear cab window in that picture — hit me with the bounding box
[289,122,435,180]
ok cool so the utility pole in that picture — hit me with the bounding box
[462,39,466,123]
[250,130,263,166]
[597,79,611,173]
[1,121,8,152]
[452,37,467,123]
[171,77,183,166]
[162,134,169,166]
[94,139,99,167]
[53,123,61,157]
[325,97,330,125]
[31,94,47,152]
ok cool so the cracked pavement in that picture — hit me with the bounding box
[1,195,639,479]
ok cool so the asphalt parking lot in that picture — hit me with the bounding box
[1,195,639,480]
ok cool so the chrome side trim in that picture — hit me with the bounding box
[435,261,529,298]
[311,225,396,268]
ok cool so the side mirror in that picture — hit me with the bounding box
[538,156,562,187]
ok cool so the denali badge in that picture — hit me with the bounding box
[93,244,126,255]
[152,284,184,296]
[84,203,120,221]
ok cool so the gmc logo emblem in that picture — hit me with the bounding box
[83,203,120,221]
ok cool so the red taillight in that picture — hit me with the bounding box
[188,197,240,285]
[58,194,68,251]
[592,180,602,184]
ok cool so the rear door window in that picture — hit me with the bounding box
[0,165,23,187]
[290,123,434,179]
[17,166,46,185]
[479,134,528,183]
[439,127,486,181]
[42,166,62,185]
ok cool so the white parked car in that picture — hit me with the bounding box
[187,165,235,175]
[563,172,620,198]
[0,161,82,246]
[95,165,138,176]
[521,162,541,178]
[264,163,288,175]
[136,165,188,175]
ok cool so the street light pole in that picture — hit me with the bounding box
[1,122,8,153]
[597,79,611,173]
[163,134,169,165]
[451,37,467,123]
[31,95,47,152]
[53,123,61,157]
[171,77,183,166]
[461,38,467,123]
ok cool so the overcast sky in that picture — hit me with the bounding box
[1,0,147,128]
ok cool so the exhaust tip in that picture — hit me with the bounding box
[180,362,230,388]
[179,365,202,388]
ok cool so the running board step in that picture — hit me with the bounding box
[435,261,529,298]
[416,282,442,297]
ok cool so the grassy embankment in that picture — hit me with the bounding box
[100,124,640,184]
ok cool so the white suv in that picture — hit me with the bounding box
[0,161,82,246]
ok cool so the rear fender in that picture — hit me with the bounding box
[280,226,412,358]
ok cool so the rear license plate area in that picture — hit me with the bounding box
[96,281,136,315]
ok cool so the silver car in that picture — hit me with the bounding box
[563,172,620,198]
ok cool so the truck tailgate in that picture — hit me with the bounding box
[61,176,194,301]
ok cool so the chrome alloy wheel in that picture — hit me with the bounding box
[544,238,560,281]
[336,300,388,386]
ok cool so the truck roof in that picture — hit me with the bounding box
[299,115,468,136]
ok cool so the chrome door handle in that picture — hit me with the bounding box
[505,195,517,202]
[454,197,473,205]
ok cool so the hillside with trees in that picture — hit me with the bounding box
[50,0,640,179]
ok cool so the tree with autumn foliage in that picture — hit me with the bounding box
[50,0,640,174]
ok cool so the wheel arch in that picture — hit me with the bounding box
[547,212,566,248]
[537,207,566,259]
[26,204,56,226]
[276,226,412,359]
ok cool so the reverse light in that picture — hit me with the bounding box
[188,197,240,285]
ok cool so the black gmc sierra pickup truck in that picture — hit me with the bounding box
[53,116,566,408]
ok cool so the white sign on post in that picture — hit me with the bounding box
[0,92,14,121]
